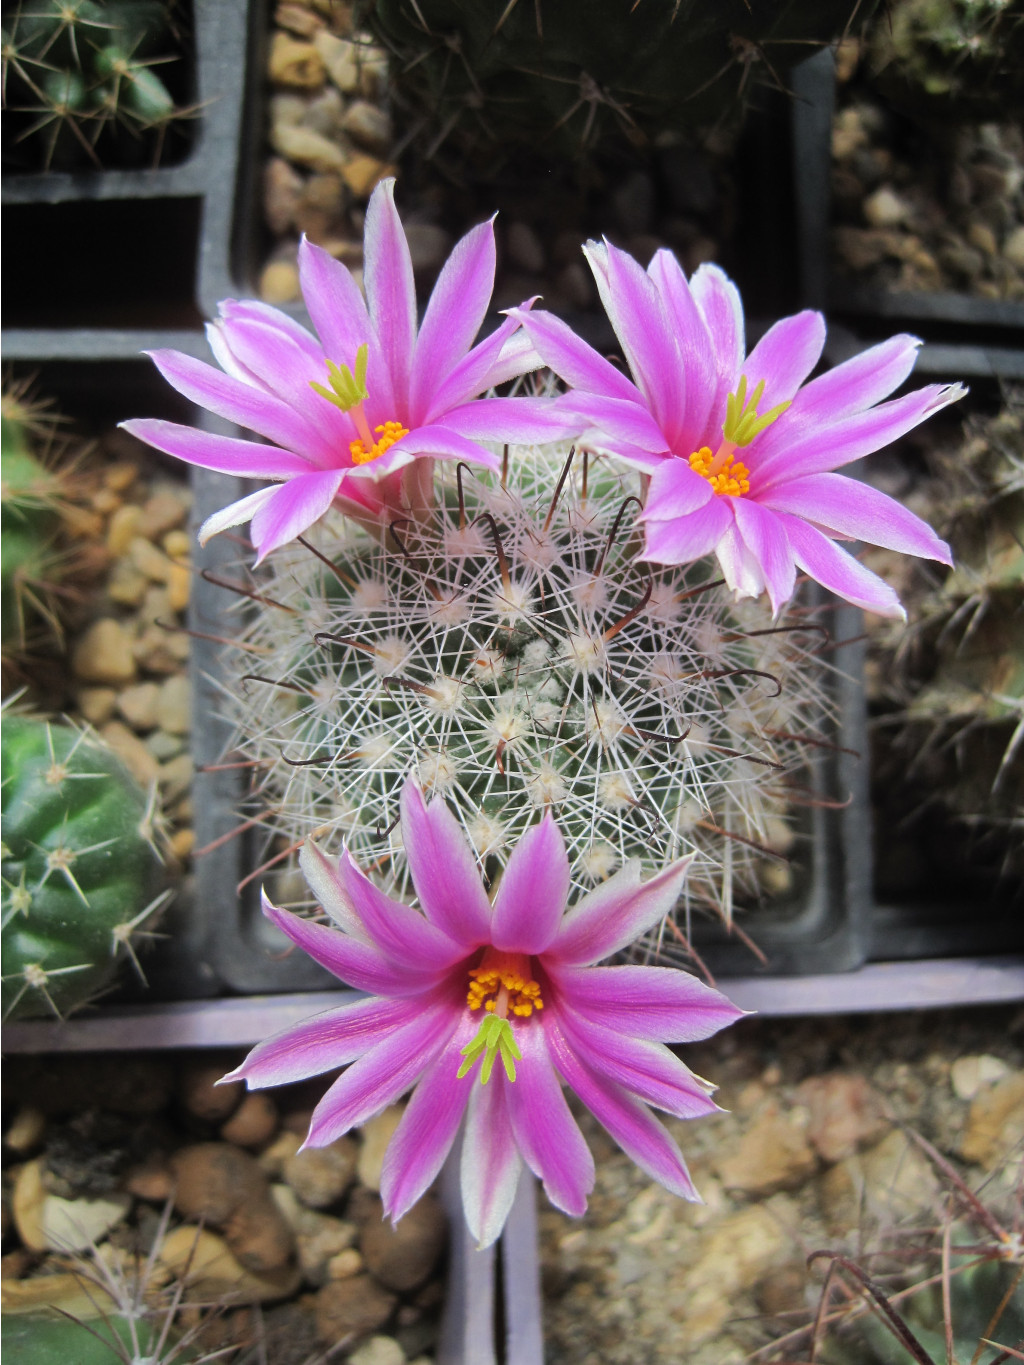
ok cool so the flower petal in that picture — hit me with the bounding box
[336,849,467,969]
[730,497,797,616]
[785,333,922,427]
[641,496,733,566]
[647,248,718,446]
[511,307,640,403]
[297,237,394,414]
[714,519,767,601]
[400,781,493,946]
[440,396,574,445]
[364,178,417,412]
[491,812,569,954]
[557,391,670,453]
[411,217,496,424]
[120,420,315,479]
[757,472,952,564]
[585,240,686,443]
[644,457,716,519]
[504,1024,594,1216]
[305,998,458,1147]
[555,1007,720,1120]
[298,840,371,941]
[391,424,502,470]
[461,1070,523,1248]
[547,856,692,966]
[776,512,906,617]
[146,349,336,467]
[546,1016,699,1200]
[689,263,745,383]
[213,316,341,443]
[225,995,418,1089]
[249,469,345,561]
[424,311,538,421]
[380,1011,479,1223]
[546,964,746,1042]
[754,383,967,488]
[197,486,279,546]
[742,310,826,406]
[261,891,444,996]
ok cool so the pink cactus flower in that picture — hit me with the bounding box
[512,240,964,616]
[224,779,742,1247]
[123,179,565,560]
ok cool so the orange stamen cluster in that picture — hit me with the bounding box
[350,420,409,466]
[467,952,544,1018]
[688,445,751,497]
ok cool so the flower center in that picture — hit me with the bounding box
[687,375,790,498]
[309,342,409,467]
[456,949,544,1086]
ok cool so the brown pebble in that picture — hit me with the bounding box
[327,1247,362,1280]
[341,154,396,200]
[225,1194,297,1274]
[72,618,137,685]
[260,260,302,304]
[315,1274,396,1344]
[78,687,118,725]
[169,828,195,860]
[137,487,190,540]
[284,1137,358,1209]
[360,1194,447,1293]
[4,1106,46,1155]
[162,528,192,560]
[126,1158,174,1203]
[269,32,327,89]
[104,462,138,493]
[106,504,142,555]
[178,1061,244,1123]
[276,1,325,38]
[221,1094,279,1150]
[100,721,160,786]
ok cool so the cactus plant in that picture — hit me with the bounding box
[364,0,878,168]
[1,0,189,171]
[221,436,836,954]
[1,715,166,1019]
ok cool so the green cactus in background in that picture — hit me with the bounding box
[363,0,877,169]
[222,440,835,958]
[1,715,167,1019]
[868,0,1024,121]
[1,0,188,170]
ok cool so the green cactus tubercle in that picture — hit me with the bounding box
[1,716,166,1020]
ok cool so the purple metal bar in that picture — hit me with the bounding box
[3,958,1022,1054]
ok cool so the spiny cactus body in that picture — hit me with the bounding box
[2,0,184,170]
[366,0,876,166]
[223,440,836,956]
[1,407,68,653]
[1,716,166,1019]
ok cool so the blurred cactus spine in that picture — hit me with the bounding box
[1,0,188,170]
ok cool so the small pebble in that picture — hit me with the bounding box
[341,100,392,154]
[157,674,191,735]
[863,185,911,228]
[357,1106,403,1192]
[221,1094,279,1150]
[313,32,360,93]
[269,32,326,89]
[348,1336,406,1365]
[260,259,302,303]
[78,686,118,725]
[341,154,395,199]
[4,1107,46,1155]
[72,618,137,685]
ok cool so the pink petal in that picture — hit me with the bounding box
[261,891,444,996]
[147,349,336,467]
[775,512,906,618]
[511,307,640,403]
[644,457,715,519]
[557,392,670,453]
[380,1011,479,1223]
[249,469,345,561]
[546,1017,699,1200]
[336,849,467,970]
[215,316,334,426]
[424,312,538,422]
[297,237,395,416]
[461,1070,523,1248]
[504,1024,594,1216]
[742,310,826,405]
[439,396,574,445]
[730,497,797,616]
[298,841,371,941]
[221,297,324,362]
[554,1007,720,1120]
[410,217,496,424]
[401,781,493,946]
[364,179,417,412]
[197,486,279,546]
[757,472,952,564]
[689,263,745,382]
[120,420,315,479]
[640,496,733,566]
[491,812,569,955]
[305,998,458,1147]
[785,333,922,427]
[753,382,967,488]
[546,857,692,966]
[392,424,502,470]
[546,963,746,1042]
[225,995,418,1089]
[713,519,767,600]
[647,249,718,446]
[585,240,686,444]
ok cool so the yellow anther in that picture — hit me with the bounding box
[350,420,410,466]
[688,445,751,497]
[466,951,544,1017]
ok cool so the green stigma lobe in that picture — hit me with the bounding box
[310,342,369,412]
[457,1014,522,1084]
[723,375,791,447]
